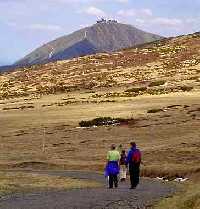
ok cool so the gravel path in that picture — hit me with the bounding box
[0,171,175,209]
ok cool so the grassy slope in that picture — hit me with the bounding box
[0,32,199,100]
[154,182,200,209]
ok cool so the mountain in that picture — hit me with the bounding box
[0,32,199,100]
[14,20,163,67]
[0,65,16,72]
[50,39,100,61]
[0,62,14,72]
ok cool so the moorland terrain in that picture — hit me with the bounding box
[0,32,200,208]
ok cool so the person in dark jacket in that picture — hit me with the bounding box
[119,150,127,182]
[126,142,141,189]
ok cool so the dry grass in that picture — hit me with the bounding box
[0,171,100,196]
[0,33,200,99]
[0,32,199,208]
[153,182,200,209]
[0,91,199,180]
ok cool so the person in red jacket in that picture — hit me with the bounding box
[126,142,142,189]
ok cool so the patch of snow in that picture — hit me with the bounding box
[48,46,54,59]
[156,177,189,183]
[174,178,189,182]
[156,177,164,180]
[49,51,54,59]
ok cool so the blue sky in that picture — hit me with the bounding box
[0,0,200,65]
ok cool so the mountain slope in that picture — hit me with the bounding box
[50,39,100,61]
[0,32,199,100]
[0,65,12,72]
[14,21,163,67]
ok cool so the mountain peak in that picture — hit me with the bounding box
[14,21,163,68]
[95,18,118,24]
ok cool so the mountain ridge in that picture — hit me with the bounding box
[0,32,199,100]
[14,21,163,68]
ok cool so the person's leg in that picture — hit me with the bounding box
[120,165,125,181]
[124,166,127,181]
[120,166,123,181]
[129,167,135,188]
[109,174,114,188]
[113,174,118,188]
[132,165,140,188]
[135,166,140,186]
[120,165,122,181]
[122,165,127,181]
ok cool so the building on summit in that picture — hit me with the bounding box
[96,18,118,24]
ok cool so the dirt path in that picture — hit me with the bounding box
[0,171,175,209]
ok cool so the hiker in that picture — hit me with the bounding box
[119,150,127,182]
[126,142,142,189]
[105,144,120,188]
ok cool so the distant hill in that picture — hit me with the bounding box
[0,65,15,72]
[13,20,163,67]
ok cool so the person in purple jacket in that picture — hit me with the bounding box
[126,142,142,189]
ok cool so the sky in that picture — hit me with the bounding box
[0,0,200,65]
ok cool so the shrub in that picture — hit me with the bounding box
[79,117,134,127]
[147,108,163,113]
[149,80,166,87]
[125,86,147,93]
[180,86,193,92]
[79,117,113,127]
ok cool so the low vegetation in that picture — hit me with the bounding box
[153,183,200,209]
[147,108,163,113]
[0,32,199,99]
[79,117,134,127]
[91,85,196,100]
[180,86,194,92]
[149,80,166,87]
[125,86,147,93]
[2,105,34,111]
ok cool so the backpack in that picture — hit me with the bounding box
[132,149,141,164]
